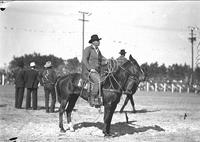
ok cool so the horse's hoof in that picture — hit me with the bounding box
[69,128,75,132]
[60,129,66,133]
[104,133,117,138]
[104,133,113,138]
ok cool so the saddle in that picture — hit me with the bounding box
[77,59,118,107]
[77,73,108,91]
[77,74,108,108]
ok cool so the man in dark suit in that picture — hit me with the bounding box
[24,62,40,110]
[82,34,107,107]
[14,61,25,109]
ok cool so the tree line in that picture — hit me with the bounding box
[1,53,199,85]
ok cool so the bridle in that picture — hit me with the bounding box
[119,60,141,88]
[106,59,141,91]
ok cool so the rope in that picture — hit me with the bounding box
[86,58,117,85]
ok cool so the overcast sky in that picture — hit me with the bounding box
[0,1,200,68]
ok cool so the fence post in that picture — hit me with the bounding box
[155,83,157,92]
[147,82,149,92]
[138,86,140,91]
[172,84,174,93]
[2,74,5,86]
[187,87,190,93]
[178,85,182,93]
[164,83,166,92]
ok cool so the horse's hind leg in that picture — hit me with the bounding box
[65,94,79,132]
[59,100,67,133]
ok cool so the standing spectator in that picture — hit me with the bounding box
[24,62,40,110]
[42,61,57,113]
[14,61,25,109]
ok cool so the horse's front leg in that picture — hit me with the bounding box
[65,95,79,132]
[59,100,67,133]
[120,95,129,113]
[103,102,117,137]
[129,95,136,113]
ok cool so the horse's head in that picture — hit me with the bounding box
[103,56,145,91]
[120,55,145,83]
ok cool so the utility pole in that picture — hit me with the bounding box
[188,26,197,85]
[78,11,90,61]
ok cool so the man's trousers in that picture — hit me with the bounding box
[26,88,38,110]
[44,86,56,112]
[15,87,24,108]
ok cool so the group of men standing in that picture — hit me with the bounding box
[14,61,57,113]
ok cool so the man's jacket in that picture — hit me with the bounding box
[14,68,25,88]
[24,68,39,89]
[42,68,57,89]
[82,45,107,80]
[117,55,128,66]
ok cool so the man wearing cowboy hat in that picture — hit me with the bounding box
[42,61,57,113]
[116,49,128,66]
[82,34,107,107]
[24,62,40,110]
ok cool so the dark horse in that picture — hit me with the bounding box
[55,55,145,136]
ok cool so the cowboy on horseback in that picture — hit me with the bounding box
[117,49,128,66]
[82,34,107,107]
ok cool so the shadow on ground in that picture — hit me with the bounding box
[74,121,165,137]
[0,104,7,107]
[115,108,160,114]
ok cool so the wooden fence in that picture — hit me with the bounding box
[138,81,200,94]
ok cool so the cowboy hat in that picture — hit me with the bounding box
[30,62,36,67]
[89,34,102,43]
[119,49,126,55]
[44,61,52,68]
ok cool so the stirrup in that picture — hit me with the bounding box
[89,96,102,108]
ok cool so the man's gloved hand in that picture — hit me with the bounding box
[90,69,97,72]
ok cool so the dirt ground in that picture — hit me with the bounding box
[0,85,200,142]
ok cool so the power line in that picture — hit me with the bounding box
[0,25,78,35]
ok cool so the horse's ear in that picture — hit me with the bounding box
[129,54,134,61]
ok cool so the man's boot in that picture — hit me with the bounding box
[89,93,102,107]
[89,94,95,107]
